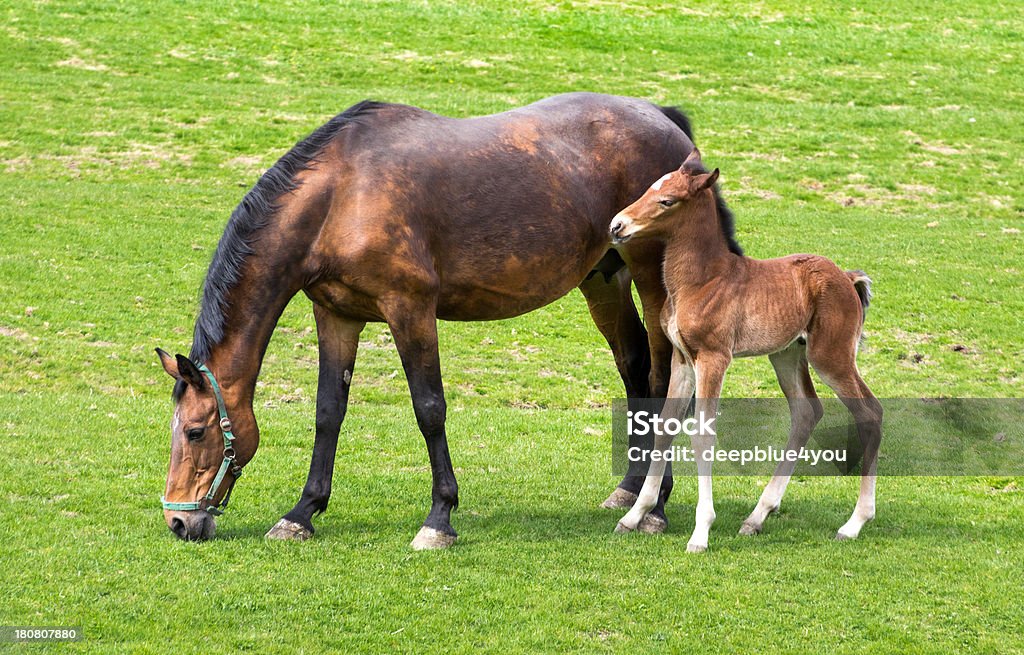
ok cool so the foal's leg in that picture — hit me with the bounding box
[807,341,882,541]
[268,306,364,540]
[381,295,460,550]
[615,351,693,533]
[739,343,823,536]
[686,353,729,553]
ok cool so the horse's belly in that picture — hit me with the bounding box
[433,230,617,322]
[436,270,582,321]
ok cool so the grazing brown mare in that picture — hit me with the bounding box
[155,93,712,546]
[608,149,882,552]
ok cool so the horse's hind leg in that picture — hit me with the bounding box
[381,294,460,550]
[268,306,365,541]
[600,247,677,526]
[578,266,657,513]
[615,350,694,534]
[579,265,651,399]
[740,343,823,536]
[807,337,882,541]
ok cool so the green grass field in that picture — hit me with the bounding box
[2,1,1022,652]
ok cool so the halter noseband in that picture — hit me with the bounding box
[160,363,243,516]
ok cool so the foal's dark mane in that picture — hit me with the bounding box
[713,185,743,256]
[683,162,743,256]
[181,100,383,388]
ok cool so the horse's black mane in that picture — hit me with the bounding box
[184,100,384,380]
[659,104,742,256]
[657,105,695,144]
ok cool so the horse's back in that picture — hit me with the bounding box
[333,93,692,238]
[308,94,694,321]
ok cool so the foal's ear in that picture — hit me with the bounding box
[699,168,720,190]
[174,353,207,390]
[156,347,179,379]
[681,148,702,170]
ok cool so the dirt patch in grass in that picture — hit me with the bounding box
[826,182,942,208]
[731,176,783,200]
[55,57,125,76]
[0,326,31,341]
[903,131,965,156]
[12,143,193,175]
[223,154,266,176]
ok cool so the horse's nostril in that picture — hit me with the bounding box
[170,517,187,540]
[610,222,623,236]
[198,514,216,541]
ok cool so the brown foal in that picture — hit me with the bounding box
[608,149,882,552]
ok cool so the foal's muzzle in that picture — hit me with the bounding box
[609,215,633,244]
[167,510,216,541]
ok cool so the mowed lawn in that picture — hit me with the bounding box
[1,1,1023,653]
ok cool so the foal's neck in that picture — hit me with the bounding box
[662,191,742,294]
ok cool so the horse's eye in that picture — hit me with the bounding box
[658,198,677,208]
[186,427,206,442]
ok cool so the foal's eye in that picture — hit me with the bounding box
[658,198,677,208]
[186,427,206,442]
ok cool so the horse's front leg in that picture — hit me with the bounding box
[382,295,459,550]
[686,353,729,553]
[267,306,364,540]
[578,266,659,512]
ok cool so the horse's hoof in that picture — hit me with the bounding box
[411,526,457,551]
[265,519,312,541]
[739,522,762,536]
[835,530,858,541]
[601,487,638,509]
[614,520,636,534]
[686,541,708,554]
[638,514,667,535]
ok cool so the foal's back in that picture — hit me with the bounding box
[731,254,863,357]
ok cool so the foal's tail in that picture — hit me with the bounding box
[845,270,873,325]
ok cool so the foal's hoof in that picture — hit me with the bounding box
[601,488,639,510]
[834,530,858,541]
[265,519,313,541]
[638,514,667,535]
[411,526,457,551]
[686,542,708,554]
[738,522,762,537]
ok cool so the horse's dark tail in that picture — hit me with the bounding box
[657,105,695,143]
[845,270,873,327]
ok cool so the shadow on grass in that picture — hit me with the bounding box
[206,491,1017,550]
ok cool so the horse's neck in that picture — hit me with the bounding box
[200,257,305,412]
[662,194,739,295]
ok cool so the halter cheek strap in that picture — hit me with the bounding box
[160,364,243,516]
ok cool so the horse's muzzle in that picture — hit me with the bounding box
[167,510,216,541]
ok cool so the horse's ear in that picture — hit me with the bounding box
[174,353,207,389]
[681,148,702,170]
[156,348,179,379]
[701,168,720,189]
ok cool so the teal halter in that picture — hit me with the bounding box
[160,363,243,516]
